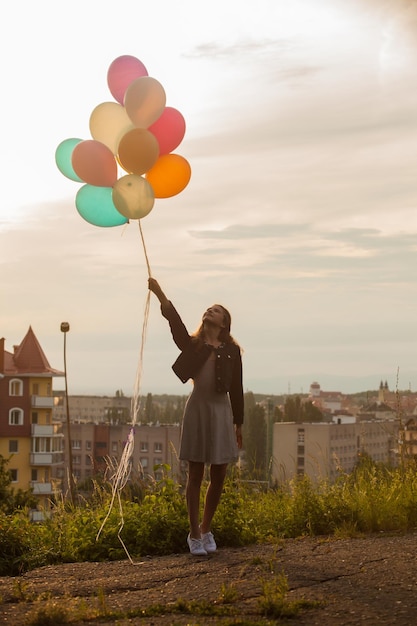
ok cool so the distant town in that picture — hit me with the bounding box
[1,327,416,520]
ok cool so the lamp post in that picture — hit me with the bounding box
[61,322,75,504]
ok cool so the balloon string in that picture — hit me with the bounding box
[138,220,151,278]
[96,220,152,565]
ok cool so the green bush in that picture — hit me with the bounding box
[2,459,417,576]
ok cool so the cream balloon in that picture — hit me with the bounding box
[89,102,134,155]
[112,174,155,219]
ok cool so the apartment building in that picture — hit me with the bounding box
[272,419,398,484]
[398,416,417,460]
[54,393,131,424]
[0,328,64,519]
[57,421,182,492]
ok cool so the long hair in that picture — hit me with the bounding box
[192,304,239,347]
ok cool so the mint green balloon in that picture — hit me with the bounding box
[55,138,83,182]
[75,185,128,227]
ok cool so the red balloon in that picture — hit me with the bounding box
[107,55,148,104]
[148,107,186,155]
[71,140,118,187]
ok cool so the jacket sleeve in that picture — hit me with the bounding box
[229,348,244,425]
[160,300,191,351]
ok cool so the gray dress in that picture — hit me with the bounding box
[179,348,239,464]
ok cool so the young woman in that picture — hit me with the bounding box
[148,277,244,556]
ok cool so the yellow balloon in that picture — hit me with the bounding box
[89,102,134,155]
[146,154,191,198]
[112,174,155,219]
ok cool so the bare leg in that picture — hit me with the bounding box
[186,461,205,538]
[200,463,228,534]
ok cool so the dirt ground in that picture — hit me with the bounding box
[1,532,416,625]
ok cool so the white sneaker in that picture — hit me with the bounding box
[201,531,217,553]
[187,534,208,556]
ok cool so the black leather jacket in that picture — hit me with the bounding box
[161,301,244,425]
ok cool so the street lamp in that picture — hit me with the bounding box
[61,322,75,504]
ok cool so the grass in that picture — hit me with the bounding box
[5,456,415,624]
[258,572,322,619]
[2,456,417,576]
[23,569,321,626]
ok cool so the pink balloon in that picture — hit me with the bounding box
[71,140,118,187]
[148,107,186,155]
[107,55,148,104]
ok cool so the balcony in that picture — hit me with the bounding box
[31,395,54,408]
[30,452,64,465]
[30,510,51,522]
[30,481,54,495]
[31,424,63,437]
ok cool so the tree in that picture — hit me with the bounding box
[303,401,323,422]
[144,393,154,424]
[0,455,36,514]
[284,396,323,423]
[243,402,266,479]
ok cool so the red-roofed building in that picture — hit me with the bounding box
[308,381,345,414]
[0,328,64,519]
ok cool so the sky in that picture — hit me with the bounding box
[1,0,417,398]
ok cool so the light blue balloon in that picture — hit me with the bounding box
[55,138,84,182]
[75,185,129,227]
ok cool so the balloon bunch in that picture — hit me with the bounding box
[55,55,191,227]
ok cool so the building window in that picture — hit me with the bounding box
[9,408,24,426]
[72,455,81,465]
[154,442,163,453]
[140,442,148,452]
[9,469,18,482]
[72,440,81,449]
[32,383,39,395]
[140,457,149,468]
[32,438,51,452]
[85,441,92,451]
[32,412,39,424]
[86,455,92,465]
[297,429,305,444]
[111,442,118,453]
[9,379,23,396]
[31,469,38,481]
[9,440,18,453]
[153,458,162,466]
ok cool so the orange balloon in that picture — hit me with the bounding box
[71,140,118,187]
[146,154,191,198]
[112,174,155,220]
[118,128,159,175]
